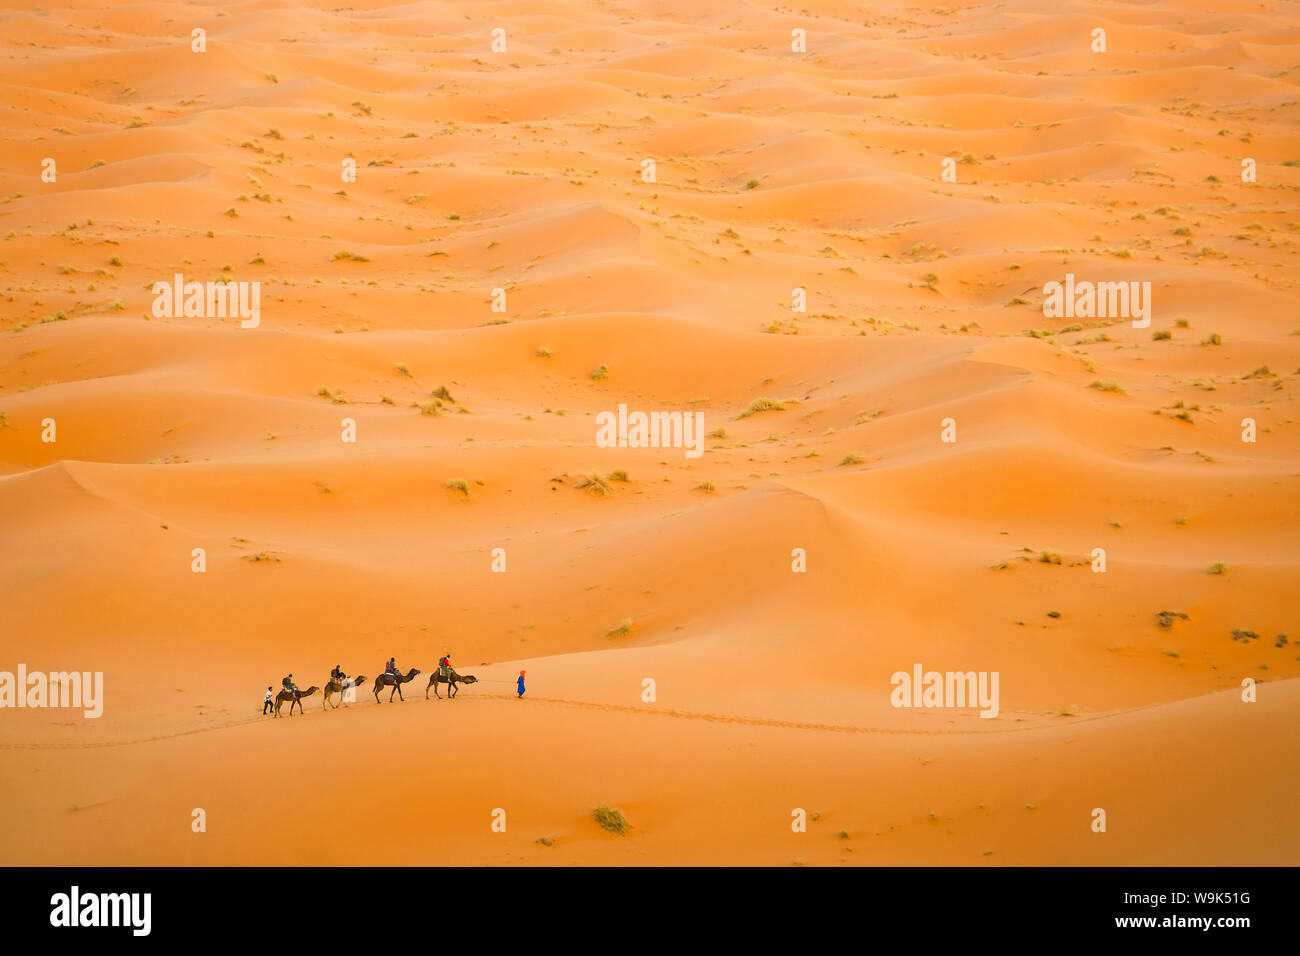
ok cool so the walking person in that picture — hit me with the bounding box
[516,670,526,699]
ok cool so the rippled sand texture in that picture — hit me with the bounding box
[1,0,1297,864]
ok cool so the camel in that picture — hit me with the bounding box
[426,667,478,699]
[373,668,420,703]
[323,675,366,710]
[273,685,319,717]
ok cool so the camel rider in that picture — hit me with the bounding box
[385,657,398,682]
[438,653,451,679]
[331,664,345,684]
[282,673,298,696]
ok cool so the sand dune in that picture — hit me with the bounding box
[1,0,1297,865]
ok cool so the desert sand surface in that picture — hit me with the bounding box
[1,0,1298,866]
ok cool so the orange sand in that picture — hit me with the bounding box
[0,0,1297,865]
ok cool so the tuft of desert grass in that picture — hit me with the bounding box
[736,396,798,419]
[606,618,633,638]
[592,804,629,834]
[444,479,470,496]
[577,471,613,496]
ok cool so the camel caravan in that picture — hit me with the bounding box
[270,655,478,717]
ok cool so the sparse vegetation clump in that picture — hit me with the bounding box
[444,479,470,496]
[591,364,609,380]
[737,396,798,419]
[1039,550,1062,565]
[606,618,633,638]
[1090,379,1124,393]
[695,481,716,492]
[331,250,370,262]
[1209,562,1229,575]
[839,453,863,466]
[577,471,614,496]
[593,804,629,834]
